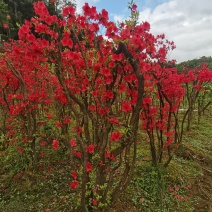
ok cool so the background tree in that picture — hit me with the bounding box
[1,0,76,40]
[1,0,35,39]
[177,56,212,72]
[0,0,9,41]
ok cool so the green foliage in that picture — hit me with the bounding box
[176,56,212,73]
[0,0,9,41]
[128,162,196,212]
[0,0,34,39]
[130,164,166,211]
[0,0,8,25]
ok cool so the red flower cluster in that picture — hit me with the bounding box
[52,139,60,150]
[70,139,76,147]
[86,162,93,172]
[70,181,78,189]
[110,132,122,141]
[86,145,95,154]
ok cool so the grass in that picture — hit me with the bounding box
[116,109,212,212]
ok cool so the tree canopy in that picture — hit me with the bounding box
[177,56,212,73]
[0,0,9,40]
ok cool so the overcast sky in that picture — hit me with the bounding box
[75,0,212,63]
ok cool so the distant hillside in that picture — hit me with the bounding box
[176,56,212,73]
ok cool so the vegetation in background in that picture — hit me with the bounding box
[177,56,212,72]
[0,0,76,40]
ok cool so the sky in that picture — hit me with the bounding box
[75,0,212,63]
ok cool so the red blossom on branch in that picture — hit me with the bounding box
[62,6,76,17]
[70,181,78,189]
[132,4,137,12]
[52,139,60,150]
[71,170,77,180]
[86,162,93,172]
[121,101,132,112]
[86,145,95,154]
[3,24,9,29]
[92,199,98,206]
[110,132,122,141]
[70,139,76,147]
[73,150,82,158]
[18,148,24,153]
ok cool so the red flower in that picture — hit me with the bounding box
[70,139,76,147]
[166,138,173,147]
[110,131,122,141]
[101,9,108,22]
[62,6,76,17]
[184,196,189,201]
[86,162,93,172]
[119,84,127,92]
[92,199,98,206]
[100,68,111,77]
[45,16,56,25]
[40,152,45,158]
[92,90,98,97]
[174,185,179,191]
[18,148,24,153]
[40,141,47,146]
[82,3,97,17]
[168,187,174,192]
[52,139,60,150]
[143,21,150,31]
[46,113,52,119]
[55,122,62,128]
[63,119,71,124]
[143,97,152,105]
[61,37,73,48]
[3,24,9,29]
[121,101,132,112]
[19,25,30,34]
[73,150,82,158]
[109,117,118,124]
[132,4,137,12]
[74,126,82,134]
[70,181,78,189]
[71,170,77,180]
[86,145,95,154]
[104,90,114,100]
[110,154,115,160]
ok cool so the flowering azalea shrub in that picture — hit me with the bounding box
[0,1,212,211]
[181,63,212,130]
